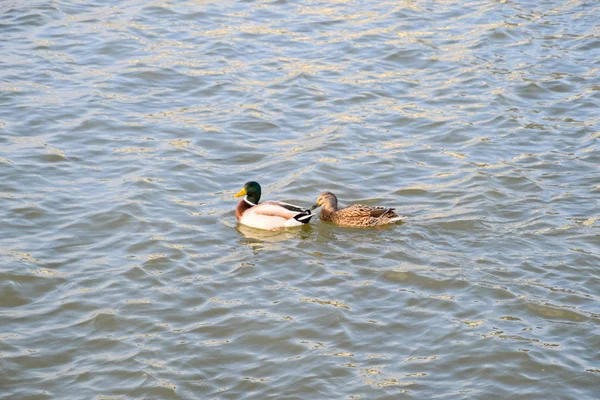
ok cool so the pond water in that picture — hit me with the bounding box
[1,0,599,398]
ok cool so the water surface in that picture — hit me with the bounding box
[1,0,599,398]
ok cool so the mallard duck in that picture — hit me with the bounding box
[312,191,404,227]
[234,181,313,230]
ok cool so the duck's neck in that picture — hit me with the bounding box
[322,199,338,213]
[236,197,254,220]
[319,207,336,221]
[243,196,257,207]
[320,200,338,221]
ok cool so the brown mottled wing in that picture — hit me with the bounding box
[368,206,396,218]
[374,207,399,219]
[338,204,395,218]
[336,204,376,219]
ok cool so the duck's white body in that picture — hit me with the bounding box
[236,197,312,230]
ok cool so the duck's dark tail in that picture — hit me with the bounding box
[377,208,405,224]
[294,210,313,224]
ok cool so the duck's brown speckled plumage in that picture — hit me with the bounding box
[314,192,404,227]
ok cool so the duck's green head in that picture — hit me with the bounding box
[234,181,261,204]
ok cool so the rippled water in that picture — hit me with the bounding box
[1,0,599,398]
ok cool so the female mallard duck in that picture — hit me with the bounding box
[234,181,313,230]
[312,191,404,227]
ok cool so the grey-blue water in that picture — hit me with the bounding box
[1,0,599,398]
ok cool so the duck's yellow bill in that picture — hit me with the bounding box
[234,188,247,198]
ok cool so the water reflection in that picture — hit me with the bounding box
[235,223,314,244]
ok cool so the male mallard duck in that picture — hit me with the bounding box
[312,191,404,227]
[234,181,313,230]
